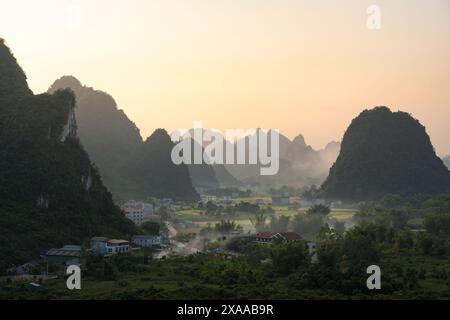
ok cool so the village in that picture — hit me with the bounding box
[1,193,353,288]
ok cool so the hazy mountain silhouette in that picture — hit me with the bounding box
[48,76,142,199]
[222,130,340,188]
[122,129,199,201]
[177,129,241,188]
[49,77,199,201]
[0,40,135,270]
[48,78,338,195]
[321,106,450,202]
[182,137,220,190]
[178,128,339,189]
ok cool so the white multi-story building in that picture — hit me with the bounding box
[121,200,155,225]
[132,235,161,248]
[201,195,217,203]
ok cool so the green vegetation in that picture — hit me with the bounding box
[206,188,252,197]
[322,107,450,202]
[307,204,331,216]
[0,41,136,271]
[2,40,450,300]
[139,222,161,236]
[122,129,199,201]
[175,199,355,236]
[3,214,450,299]
[49,77,199,202]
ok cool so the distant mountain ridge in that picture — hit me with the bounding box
[223,130,340,189]
[49,76,339,195]
[179,128,340,189]
[321,106,450,202]
[49,76,199,202]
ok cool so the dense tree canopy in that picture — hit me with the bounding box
[0,42,135,271]
[322,107,450,202]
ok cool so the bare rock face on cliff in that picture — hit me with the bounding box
[49,76,199,202]
[444,155,450,170]
[321,106,450,202]
[0,40,135,271]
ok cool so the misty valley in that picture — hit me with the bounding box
[1,1,450,302]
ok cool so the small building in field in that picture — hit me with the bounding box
[27,282,41,289]
[273,232,302,243]
[255,198,264,205]
[201,195,217,203]
[271,196,290,206]
[44,245,81,265]
[132,235,161,249]
[90,237,108,253]
[90,237,129,255]
[253,231,302,244]
[253,232,276,244]
[105,240,129,254]
[223,195,232,204]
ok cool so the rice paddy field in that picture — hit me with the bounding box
[174,197,358,234]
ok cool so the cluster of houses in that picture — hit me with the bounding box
[249,231,318,263]
[35,199,179,269]
[201,195,234,204]
[16,228,317,276]
[198,194,335,210]
[90,237,131,255]
[90,233,169,255]
[204,230,318,263]
[252,231,302,244]
[254,231,318,263]
[40,232,170,267]
[199,195,292,206]
[271,196,290,206]
[199,195,292,207]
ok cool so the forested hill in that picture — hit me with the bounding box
[48,76,142,200]
[0,40,135,271]
[49,77,199,202]
[0,39,31,99]
[321,106,450,202]
[121,129,200,201]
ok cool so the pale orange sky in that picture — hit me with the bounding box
[1,0,450,155]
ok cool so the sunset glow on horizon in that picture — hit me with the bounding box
[1,0,450,155]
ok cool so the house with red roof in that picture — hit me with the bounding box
[253,231,302,244]
[90,237,130,255]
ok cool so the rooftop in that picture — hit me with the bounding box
[45,248,81,257]
[132,235,159,239]
[107,239,129,245]
[62,245,81,251]
[254,232,275,239]
[276,232,302,241]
